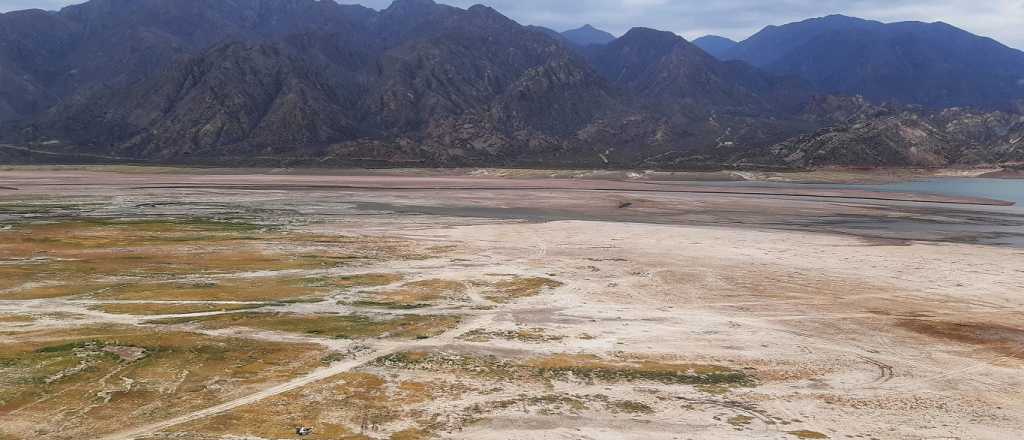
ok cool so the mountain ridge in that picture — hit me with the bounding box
[0,0,1021,169]
[692,35,737,58]
[561,24,616,46]
[721,14,1024,109]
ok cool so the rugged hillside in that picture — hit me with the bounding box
[721,15,1024,109]
[0,0,1021,169]
[0,9,79,120]
[0,0,377,122]
[752,105,1024,167]
[39,43,357,160]
[14,0,627,165]
[589,28,809,114]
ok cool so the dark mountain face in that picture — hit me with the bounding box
[723,15,1024,109]
[743,103,1024,168]
[0,9,79,120]
[525,25,566,42]
[40,42,358,160]
[588,28,810,115]
[11,0,627,165]
[724,15,881,67]
[692,35,737,58]
[0,1,1020,169]
[0,0,377,122]
[561,24,616,46]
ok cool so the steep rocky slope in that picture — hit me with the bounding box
[751,105,1024,167]
[0,0,1021,169]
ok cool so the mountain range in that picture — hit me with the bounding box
[691,35,737,58]
[712,15,1024,110]
[0,0,1021,169]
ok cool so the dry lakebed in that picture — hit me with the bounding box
[0,167,1022,440]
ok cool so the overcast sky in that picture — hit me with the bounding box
[2,0,1022,48]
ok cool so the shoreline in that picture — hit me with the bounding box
[0,169,1013,206]
[0,163,1022,183]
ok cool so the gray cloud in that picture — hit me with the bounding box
[0,0,74,11]
[2,0,1022,48]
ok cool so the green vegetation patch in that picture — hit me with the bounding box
[0,217,417,300]
[0,326,325,438]
[459,328,566,343]
[479,277,562,303]
[375,352,755,387]
[151,312,461,340]
[788,430,830,439]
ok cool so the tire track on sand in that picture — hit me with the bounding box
[97,314,494,440]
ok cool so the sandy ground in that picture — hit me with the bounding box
[0,169,1022,440]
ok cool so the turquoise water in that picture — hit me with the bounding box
[850,178,1023,207]
[709,177,1022,208]
[699,177,1024,246]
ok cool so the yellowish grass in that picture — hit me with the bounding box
[95,276,326,302]
[0,314,33,323]
[93,302,267,315]
[0,219,419,300]
[0,326,325,440]
[330,273,405,289]
[377,352,753,387]
[152,312,461,340]
[788,430,830,439]
[364,279,467,307]
[169,372,454,439]
[479,277,562,303]
[459,328,565,343]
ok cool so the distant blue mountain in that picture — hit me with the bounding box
[526,25,565,41]
[561,24,616,46]
[692,35,737,58]
[721,15,1024,109]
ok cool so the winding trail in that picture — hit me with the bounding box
[96,313,494,440]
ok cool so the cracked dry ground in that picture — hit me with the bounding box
[0,172,1023,440]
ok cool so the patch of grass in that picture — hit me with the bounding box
[376,352,755,387]
[329,273,405,289]
[696,384,737,395]
[151,313,461,340]
[351,301,431,310]
[788,430,829,439]
[95,276,328,302]
[728,415,755,427]
[606,400,654,414]
[168,372,452,439]
[0,202,100,215]
[483,394,590,416]
[364,279,467,307]
[459,328,565,343]
[479,277,562,303]
[0,219,419,300]
[93,302,267,316]
[530,355,756,386]
[391,428,431,440]
[0,326,325,439]
[0,314,33,323]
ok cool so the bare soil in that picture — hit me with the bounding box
[0,167,1021,440]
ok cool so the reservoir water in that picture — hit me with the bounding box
[833,178,1023,208]
[725,177,1024,246]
